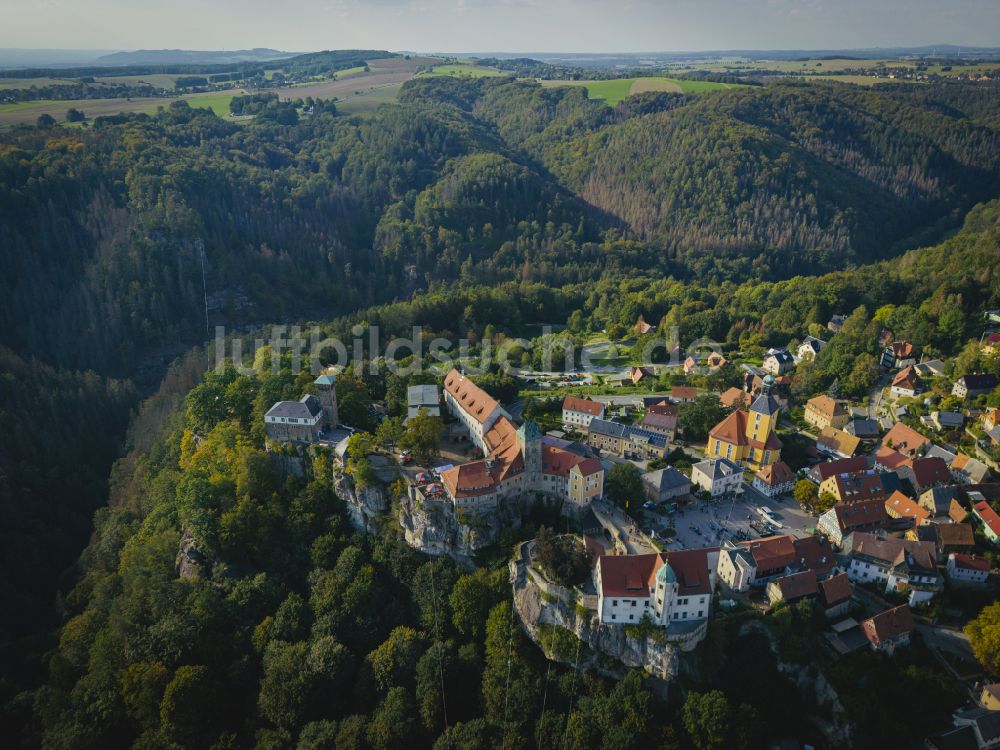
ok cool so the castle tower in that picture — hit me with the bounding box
[654,559,677,625]
[314,373,338,430]
[517,419,543,480]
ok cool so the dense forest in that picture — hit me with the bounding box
[1,74,999,748]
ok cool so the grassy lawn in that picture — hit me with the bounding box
[540,76,744,105]
[0,77,78,90]
[423,63,504,78]
[0,90,240,126]
[335,83,405,114]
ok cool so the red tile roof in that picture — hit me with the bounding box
[864,605,913,646]
[891,366,920,390]
[974,501,1000,536]
[911,457,950,488]
[665,547,717,595]
[646,400,679,417]
[742,534,796,572]
[881,422,931,457]
[819,572,853,607]
[709,409,748,443]
[444,369,500,425]
[755,461,795,486]
[598,553,663,597]
[885,490,931,522]
[671,386,698,400]
[772,570,818,600]
[719,387,751,408]
[816,456,869,481]
[874,446,912,471]
[951,553,990,573]
[832,498,890,533]
[562,395,604,417]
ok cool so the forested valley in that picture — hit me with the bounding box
[1,74,999,749]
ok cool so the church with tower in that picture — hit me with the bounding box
[705,373,783,471]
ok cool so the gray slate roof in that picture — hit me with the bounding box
[266,394,322,420]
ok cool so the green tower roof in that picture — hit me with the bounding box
[314,373,336,386]
[518,419,542,442]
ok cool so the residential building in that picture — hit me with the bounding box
[797,336,826,360]
[950,707,1000,750]
[884,490,931,526]
[818,572,853,618]
[691,458,743,497]
[629,366,655,385]
[719,387,751,409]
[946,553,990,585]
[645,399,679,418]
[817,426,862,458]
[818,469,900,505]
[862,605,913,655]
[914,359,946,377]
[926,411,964,432]
[981,684,1000,711]
[951,453,991,485]
[642,467,691,503]
[670,386,698,403]
[827,314,848,332]
[443,369,509,454]
[762,348,795,375]
[752,461,796,497]
[804,395,849,431]
[594,548,719,645]
[766,570,818,605]
[845,532,942,606]
[810,455,869,485]
[562,395,605,429]
[817,499,890,545]
[950,499,970,524]
[881,422,931,458]
[972,497,1000,544]
[587,418,670,461]
[910,458,952,495]
[845,418,881,439]
[881,341,919,369]
[982,408,1000,431]
[909,522,975,556]
[406,384,440,423]
[953,373,999,399]
[636,411,677,441]
[634,315,654,336]
[705,375,782,471]
[918,485,959,516]
[716,534,835,592]
[890,366,921,398]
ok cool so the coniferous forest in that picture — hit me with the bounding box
[1,70,1000,750]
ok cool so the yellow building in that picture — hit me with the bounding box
[706,376,782,471]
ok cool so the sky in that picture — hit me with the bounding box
[4,0,1000,54]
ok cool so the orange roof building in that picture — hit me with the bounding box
[705,377,782,471]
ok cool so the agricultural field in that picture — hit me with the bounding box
[334,82,406,114]
[421,63,504,78]
[540,76,742,105]
[0,77,78,89]
[0,90,239,127]
[807,74,916,86]
[94,74,182,89]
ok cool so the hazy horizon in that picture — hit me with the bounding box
[5,0,1000,56]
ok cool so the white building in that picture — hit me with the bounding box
[762,348,795,375]
[797,336,826,361]
[844,532,942,606]
[595,548,719,646]
[946,553,990,585]
[406,384,440,423]
[561,395,605,429]
[691,457,743,497]
[443,370,510,454]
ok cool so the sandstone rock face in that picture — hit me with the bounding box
[175,526,208,580]
[509,549,679,681]
[336,474,388,533]
[397,492,525,565]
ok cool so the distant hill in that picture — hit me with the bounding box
[90,47,299,66]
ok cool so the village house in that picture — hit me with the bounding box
[909,458,952,495]
[716,534,835,592]
[862,604,913,655]
[951,453,991,484]
[645,399,679,417]
[817,498,890,545]
[633,315,654,336]
[636,411,677,442]
[719,387,752,409]
[926,411,964,432]
[804,395,849,431]
[980,684,1000,712]
[817,426,862,458]
[918,484,959,516]
[818,469,901,505]
[884,490,932,526]
[881,341,919,369]
[809,455,869,485]
[797,336,826,361]
[629,366,655,385]
[683,353,725,374]
[642,467,691,503]
[752,461,796,497]
[670,385,698,403]
[594,548,719,646]
[705,375,782,471]
[982,332,1000,355]
[828,314,848,333]
[818,572,854,619]
[881,422,931,458]
[946,553,990,586]
[914,359,947,378]
[561,395,605,429]
[845,418,881,440]
[844,532,942,606]
[971,496,1000,544]
[953,373,998,399]
[766,570,818,606]
[691,457,743,497]
[889,366,921,398]
[982,408,1000,431]
[762,348,795,375]
[950,498,970,524]
[908,522,975,556]
[264,373,339,444]
[587,418,670,461]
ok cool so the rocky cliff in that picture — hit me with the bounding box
[397,492,525,566]
[336,473,389,533]
[509,550,680,681]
